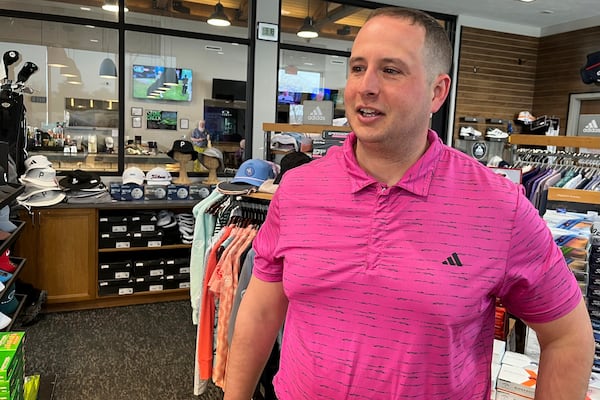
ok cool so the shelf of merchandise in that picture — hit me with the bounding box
[508,134,600,148]
[0,183,24,207]
[98,244,192,253]
[262,122,351,160]
[0,221,25,266]
[0,257,28,332]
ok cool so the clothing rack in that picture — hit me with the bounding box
[514,149,600,169]
[231,195,270,224]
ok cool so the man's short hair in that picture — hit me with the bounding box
[366,7,453,81]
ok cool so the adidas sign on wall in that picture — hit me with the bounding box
[302,100,334,125]
[579,114,600,135]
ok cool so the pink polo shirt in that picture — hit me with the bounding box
[252,130,581,399]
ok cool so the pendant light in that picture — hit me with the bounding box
[207,2,231,27]
[98,28,117,79]
[297,1,318,39]
[99,58,117,79]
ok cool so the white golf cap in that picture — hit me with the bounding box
[145,167,172,186]
[24,155,52,172]
[122,167,145,185]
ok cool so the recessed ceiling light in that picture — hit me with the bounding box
[80,7,91,11]
[90,39,99,43]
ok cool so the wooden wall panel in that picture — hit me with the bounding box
[453,25,600,146]
[533,26,600,133]
[453,27,538,141]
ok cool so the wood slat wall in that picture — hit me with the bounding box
[453,27,538,141]
[453,26,600,144]
[533,26,600,130]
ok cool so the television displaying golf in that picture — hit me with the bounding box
[132,64,192,102]
[146,110,178,130]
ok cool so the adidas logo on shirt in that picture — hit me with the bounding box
[583,119,600,134]
[442,252,463,266]
[306,106,326,121]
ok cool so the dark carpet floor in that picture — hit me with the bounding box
[16,300,224,400]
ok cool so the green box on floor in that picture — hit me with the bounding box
[0,358,23,392]
[0,333,24,353]
[0,333,25,381]
[0,378,23,400]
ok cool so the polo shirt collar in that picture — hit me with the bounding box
[342,130,443,196]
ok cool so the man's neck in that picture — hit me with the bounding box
[354,134,429,187]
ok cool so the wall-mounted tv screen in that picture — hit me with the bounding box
[133,64,192,101]
[212,78,246,101]
[146,110,178,130]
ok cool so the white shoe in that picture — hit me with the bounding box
[460,126,482,137]
[486,128,508,139]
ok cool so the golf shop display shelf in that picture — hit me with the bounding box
[14,200,197,312]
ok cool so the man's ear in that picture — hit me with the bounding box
[431,74,451,114]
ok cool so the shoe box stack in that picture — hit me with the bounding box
[98,210,193,296]
[132,256,191,293]
[494,350,538,400]
[0,332,25,400]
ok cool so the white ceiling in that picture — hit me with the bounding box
[383,0,600,34]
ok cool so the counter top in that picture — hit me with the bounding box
[28,151,176,164]
[19,199,201,211]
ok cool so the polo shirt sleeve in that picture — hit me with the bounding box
[252,189,284,282]
[498,187,582,324]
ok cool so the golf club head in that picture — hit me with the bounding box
[2,50,20,81]
[17,62,39,84]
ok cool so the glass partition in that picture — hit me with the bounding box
[0,17,119,172]
[125,31,248,173]
[277,49,348,123]
[1,0,119,22]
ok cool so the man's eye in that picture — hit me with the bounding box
[351,65,365,73]
[383,68,400,74]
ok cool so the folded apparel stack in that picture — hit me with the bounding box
[176,213,195,244]
[156,210,181,245]
[59,169,111,204]
[17,155,65,208]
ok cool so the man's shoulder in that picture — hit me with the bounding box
[435,145,520,198]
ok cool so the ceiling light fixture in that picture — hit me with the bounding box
[99,58,117,78]
[102,0,129,13]
[207,2,231,27]
[297,17,319,39]
[297,1,319,39]
[99,28,118,79]
[47,47,67,68]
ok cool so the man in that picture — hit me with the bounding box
[224,7,594,399]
